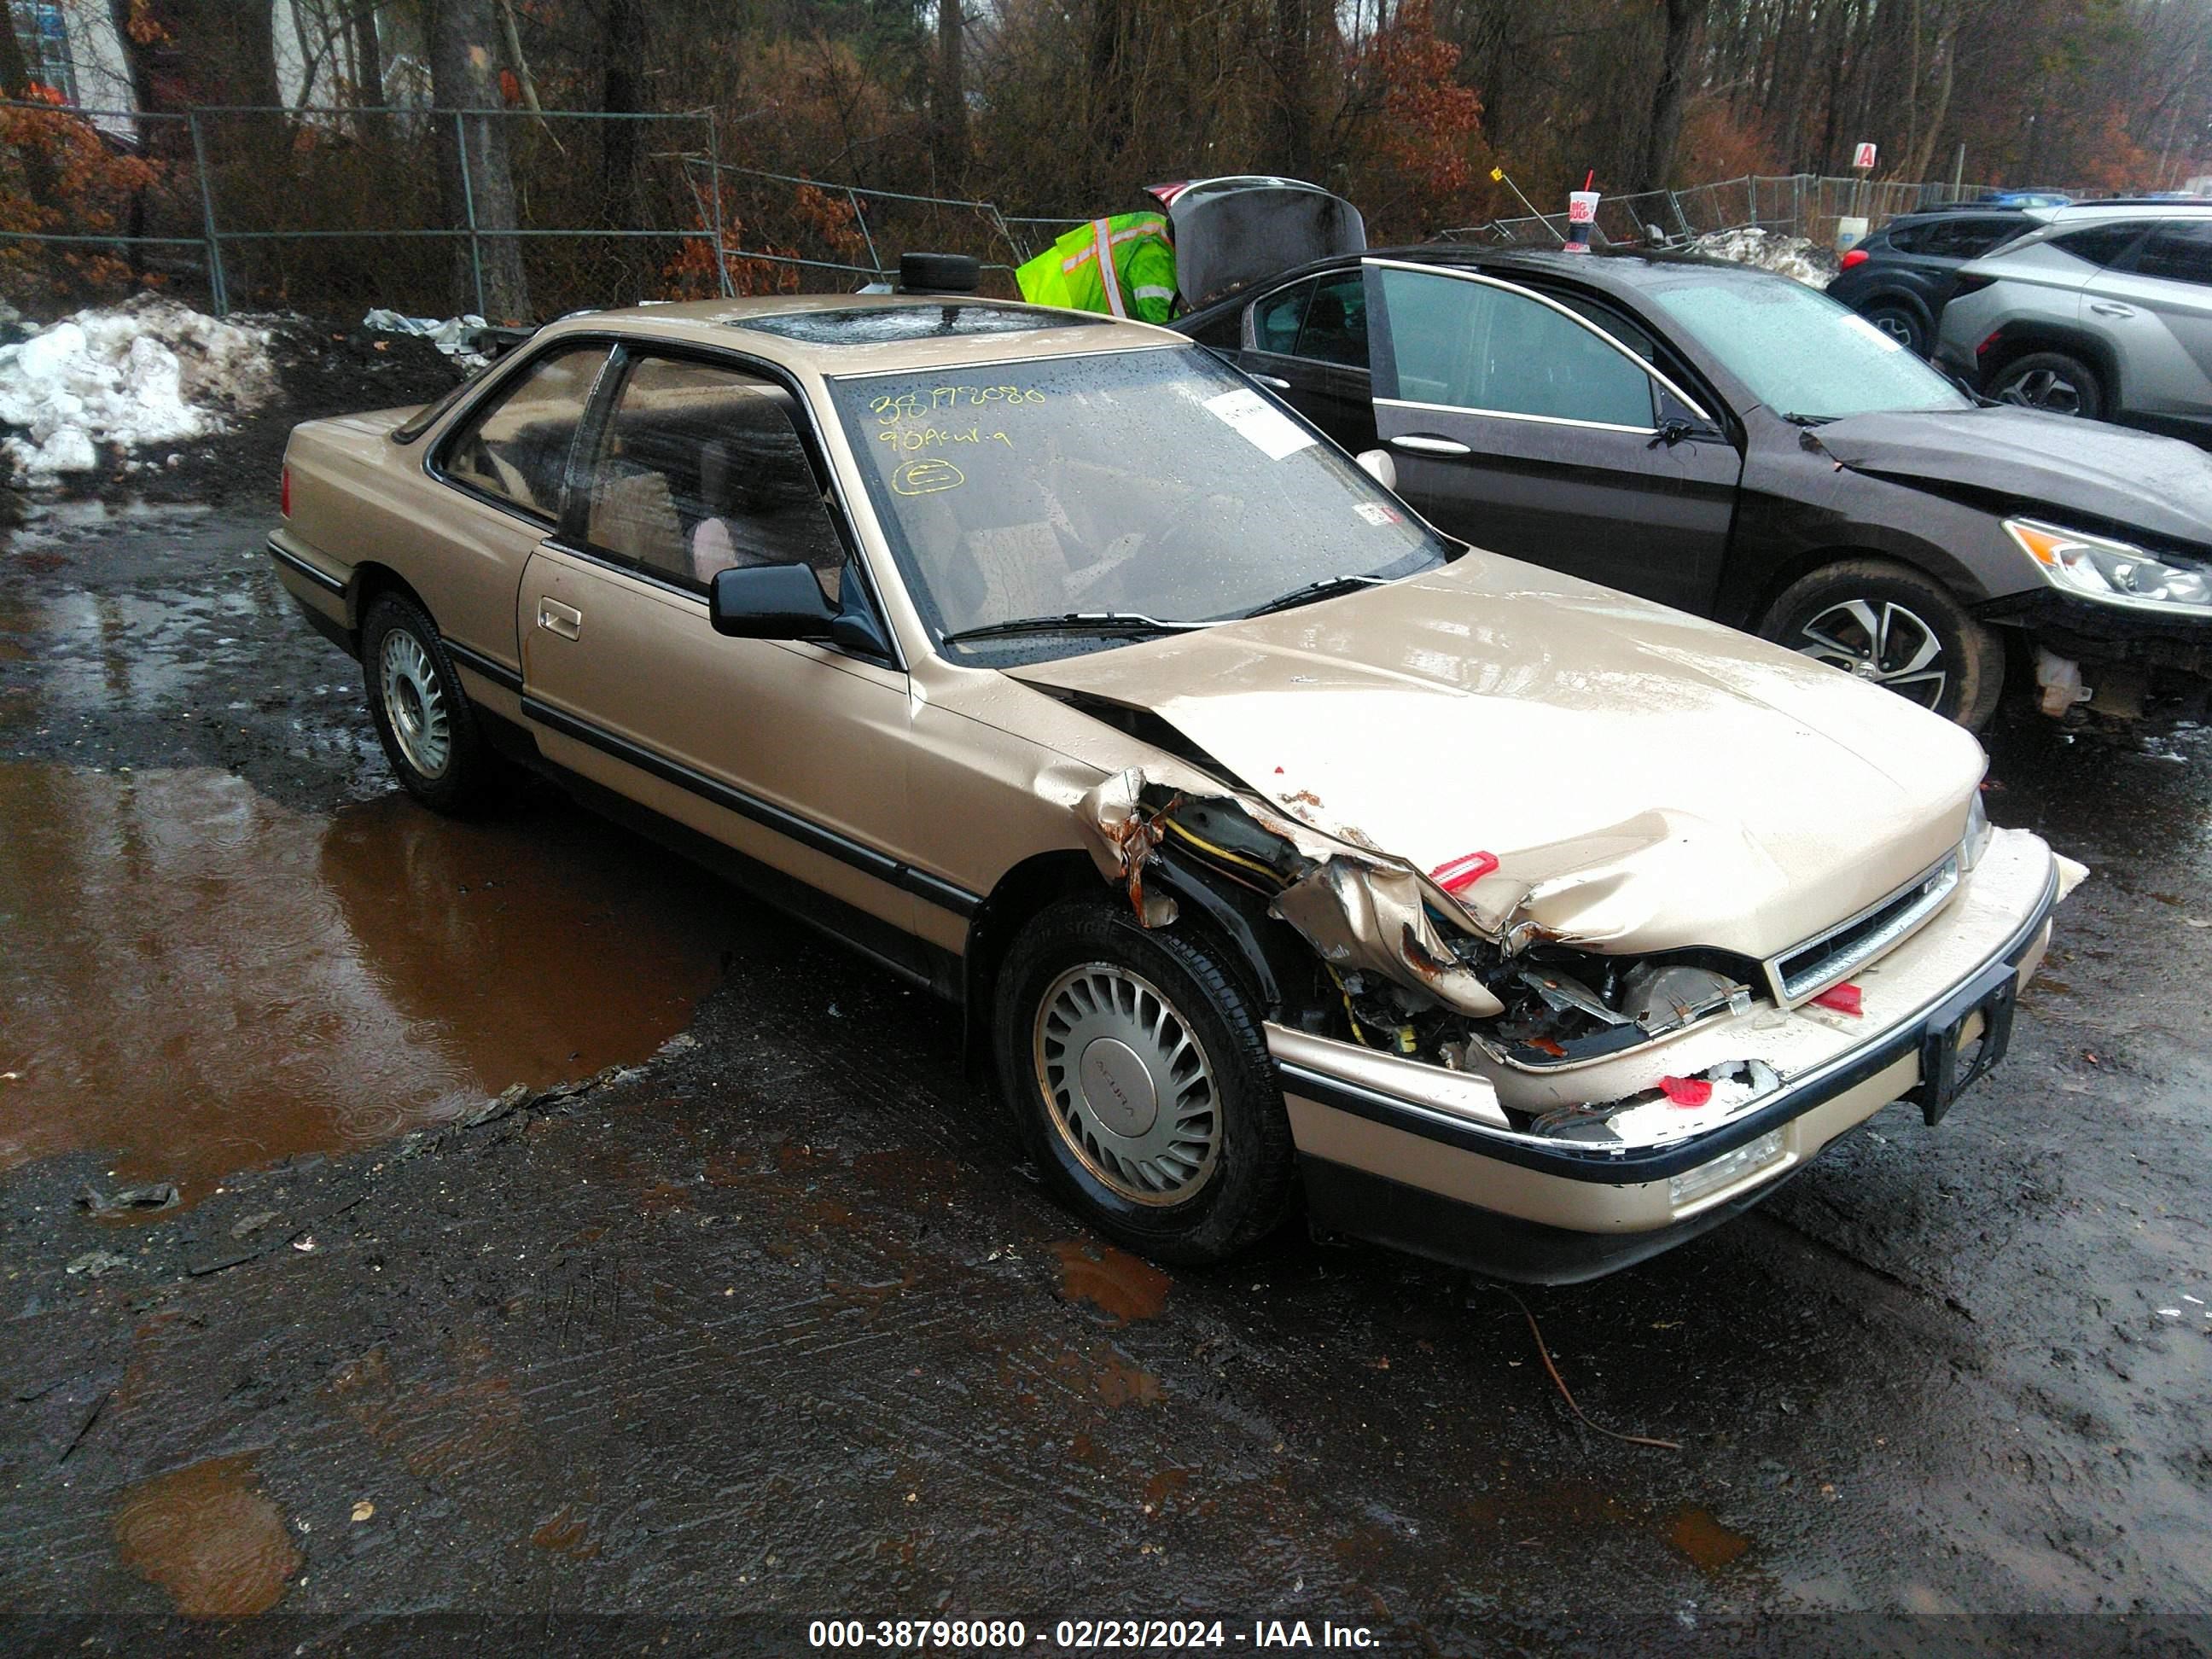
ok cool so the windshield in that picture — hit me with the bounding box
[830,346,1449,661]
[1643,274,1970,421]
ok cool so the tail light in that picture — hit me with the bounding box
[1839,247,1870,269]
[1976,329,2004,358]
[280,464,291,518]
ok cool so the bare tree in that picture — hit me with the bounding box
[932,0,970,184]
[427,0,531,320]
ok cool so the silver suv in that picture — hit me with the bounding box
[1935,201,2212,439]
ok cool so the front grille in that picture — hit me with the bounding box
[1764,852,1961,1007]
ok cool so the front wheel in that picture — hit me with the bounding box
[361,593,496,813]
[992,899,1295,1265]
[1760,558,2005,731]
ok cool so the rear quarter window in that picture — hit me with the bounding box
[2050,222,2151,268]
[436,345,608,521]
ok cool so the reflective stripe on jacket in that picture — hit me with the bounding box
[1016,212,1177,324]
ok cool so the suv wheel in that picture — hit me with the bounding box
[1760,558,2005,731]
[1864,302,1926,355]
[1988,350,2105,419]
[992,898,1295,1265]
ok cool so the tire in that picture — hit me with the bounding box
[1862,301,1927,356]
[1759,557,2005,731]
[1987,350,2105,419]
[360,592,496,813]
[992,898,1295,1266]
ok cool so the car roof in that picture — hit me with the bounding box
[530,292,1185,378]
[2041,200,2212,224]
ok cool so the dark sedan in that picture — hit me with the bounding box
[1179,247,2212,729]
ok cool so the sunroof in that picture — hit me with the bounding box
[727,304,1095,346]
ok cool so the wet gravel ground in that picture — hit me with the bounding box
[3,469,2210,1654]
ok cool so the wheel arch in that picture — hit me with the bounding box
[1743,542,1993,638]
[1856,286,1935,329]
[1973,322,2122,408]
[958,847,1310,1075]
[343,562,436,655]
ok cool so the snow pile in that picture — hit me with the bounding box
[1686,226,1838,287]
[0,294,277,483]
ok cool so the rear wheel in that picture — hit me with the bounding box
[362,593,496,813]
[1760,558,2005,731]
[1987,350,2105,419]
[1863,301,1927,356]
[992,899,1295,1265]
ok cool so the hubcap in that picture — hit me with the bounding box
[379,630,451,779]
[1033,963,1220,1206]
[2005,367,2086,416]
[1872,312,1915,346]
[1791,597,1949,709]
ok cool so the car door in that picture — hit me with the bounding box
[1229,269,1377,454]
[2084,219,2212,435]
[1361,259,1742,613]
[516,347,923,957]
[418,341,613,676]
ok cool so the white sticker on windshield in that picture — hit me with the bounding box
[1203,387,1317,461]
[1841,311,1906,352]
[1353,502,1403,526]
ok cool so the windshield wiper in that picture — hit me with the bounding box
[1779,411,1835,427]
[940,611,1214,647]
[1240,573,1390,620]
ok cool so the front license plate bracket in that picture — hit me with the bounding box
[1911,958,2018,1126]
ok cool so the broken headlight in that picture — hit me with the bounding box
[2005,518,2212,616]
[1448,952,1757,1069]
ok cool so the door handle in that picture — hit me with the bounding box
[1389,434,1473,457]
[536,598,581,640]
[2089,301,2136,318]
[1251,374,1291,390]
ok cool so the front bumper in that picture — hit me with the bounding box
[1979,587,2212,687]
[1267,828,2064,1284]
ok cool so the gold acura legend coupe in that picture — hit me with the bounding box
[271,267,2079,1283]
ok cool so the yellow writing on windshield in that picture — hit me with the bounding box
[891,458,966,495]
[875,425,1015,453]
[870,386,1047,422]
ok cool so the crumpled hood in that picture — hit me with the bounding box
[1813,405,2212,548]
[1010,552,1985,960]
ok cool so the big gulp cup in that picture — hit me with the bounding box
[1565,190,1600,251]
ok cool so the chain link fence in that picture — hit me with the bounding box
[1441,172,2104,251]
[1,100,1066,320]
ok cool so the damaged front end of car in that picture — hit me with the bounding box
[1072,767,1795,1147]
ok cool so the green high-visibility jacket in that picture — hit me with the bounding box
[1016,212,1177,324]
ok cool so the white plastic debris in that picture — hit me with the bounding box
[1686,227,1838,288]
[0,294,276,483]
[362,307,490,358]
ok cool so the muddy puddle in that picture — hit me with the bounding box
[0,760,734,1202]
[114,1451,300,1616]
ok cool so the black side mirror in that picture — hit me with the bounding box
[709,562,837,639]
[709,561,893,658]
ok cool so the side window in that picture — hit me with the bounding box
[1250,280,1313,355]
[2053,222,2149,268]
[1374,267,1656,428]
[1885,224,1926,254]
[2128,222,2212,287]
[584,355,848,599]
[439,345,606,520]
[1295,272,1370,368]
